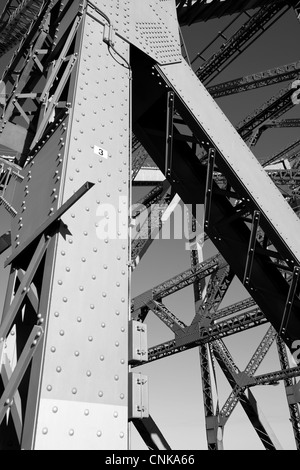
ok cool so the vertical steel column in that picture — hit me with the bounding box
[276,336,300,449]
[189,213,222,450]
[13,1,131,450]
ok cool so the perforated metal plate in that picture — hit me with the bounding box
[90,0,182,65]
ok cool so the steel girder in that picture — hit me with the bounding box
[0,0,132,450]
[208,62,300,99]
[0,0,300,451]
[176,0,298,26]
[132,51,300,351]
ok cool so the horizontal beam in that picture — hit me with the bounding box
[133,308,267,366]
[208,61,300,98]
[132,254,224,313]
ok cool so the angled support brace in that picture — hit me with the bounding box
[204,148,215,231]
[280,266,300,336]
[132,415,171,450]
[1,356,23,442]
[243,210,260,286]
[17,270,39,313]
[5,181,94,267]
[0,235,49,341]
[0,326,43,428]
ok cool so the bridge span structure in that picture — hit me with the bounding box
[0,0,300,450]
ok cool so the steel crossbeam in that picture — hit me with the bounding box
[0,0,46,57]
[176,1,292,26]
[134,308,267,366]
[195,4,290,84]
[208,62,300,98]
[237,84,296,141]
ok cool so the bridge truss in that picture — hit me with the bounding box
[0,0,299,450]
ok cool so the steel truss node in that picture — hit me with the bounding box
[0,0,299,451]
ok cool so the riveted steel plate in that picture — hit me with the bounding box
[32,13,130,450]
[10,120,68,252]
[90,0,182,65]
[35,399,127,449]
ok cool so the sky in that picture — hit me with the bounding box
[0,1,300,451]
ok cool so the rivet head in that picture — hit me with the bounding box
[72,388,77,395]
[98,391,103,397]
[52,407,58,413]
[42,428,48,435]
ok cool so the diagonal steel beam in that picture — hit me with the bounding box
[5,181,94,267]
[131,415,171,450]
[0,325,43,427]
[0,234,49,342]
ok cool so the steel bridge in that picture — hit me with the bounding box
[0,0,300,450]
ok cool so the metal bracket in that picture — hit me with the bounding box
[129,372,149,420]
[103,23,115,47]
[129,320,148,364]
[243,210,260,286]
